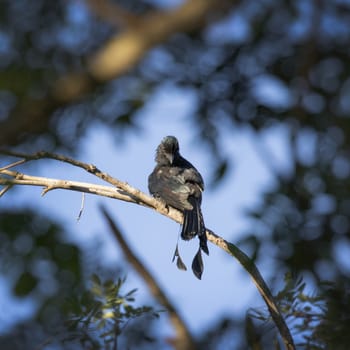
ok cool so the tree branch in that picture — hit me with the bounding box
[101,206,198,350]
[0,149,295,350]
[87,0,233,81]
[0,169,134,202]
[0,149,158,208]
[207,229,295,349]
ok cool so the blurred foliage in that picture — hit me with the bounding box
[0,209,82,348]
[64,274,160,349]
[0,211,161,349]
[1,0,350,348]
[246,274,350,350]
[0,210,81,300]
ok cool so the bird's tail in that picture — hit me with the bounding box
[181,197,209,255]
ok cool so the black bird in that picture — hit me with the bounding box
[148,136,209,279]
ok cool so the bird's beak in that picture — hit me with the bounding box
[166,153,174,164]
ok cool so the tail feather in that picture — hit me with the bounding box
[180,209,197,240]
[199,231,209,255]
[181,197,209,255]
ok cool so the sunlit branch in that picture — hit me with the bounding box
[0,169,135,202]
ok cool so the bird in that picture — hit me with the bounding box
[148,136,209,279]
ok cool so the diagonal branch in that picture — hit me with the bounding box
[101,205,198,350]
[87,0,233,81]
[207,229,295,349]
[0,149,295,350]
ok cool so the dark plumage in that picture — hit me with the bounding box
[148,136,208,279]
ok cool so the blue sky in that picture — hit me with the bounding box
[0,84,293,342]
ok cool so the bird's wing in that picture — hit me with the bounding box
[175,157,204,190]
[182,168,204,191]
[148,167,193,210]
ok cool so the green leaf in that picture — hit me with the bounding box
[14,271,38,296]
[91,273,101,286]
[125,288,137,297]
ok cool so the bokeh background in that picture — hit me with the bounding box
[1,0,350,349]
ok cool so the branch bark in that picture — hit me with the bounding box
[0,149,295,350]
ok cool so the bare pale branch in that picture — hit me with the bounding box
[0,169,136,203]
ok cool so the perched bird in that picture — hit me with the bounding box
[148,136,209,279]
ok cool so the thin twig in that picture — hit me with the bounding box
[0,158,27,171]
[0,149,295,350]
[77,193,85,221]
[0,184,12,197]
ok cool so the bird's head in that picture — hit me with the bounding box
[155,135,180,165]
